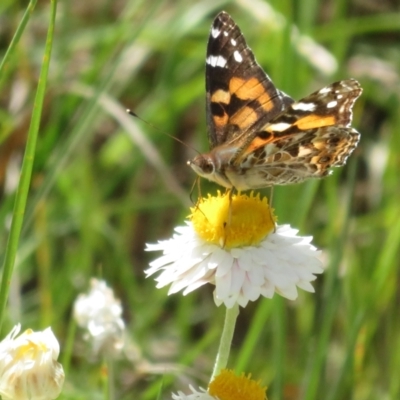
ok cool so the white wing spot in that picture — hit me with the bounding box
[231,38,237,46]
[327,100,338,108]
[233,50,243,63]
[337,94,343,99]
[211,27,220,38]
[298,146,313,157]
[268,122,292,132]
[223,31,228,36]
[291,102,316,111]
[206,55,227,68]
[318,87,331,94]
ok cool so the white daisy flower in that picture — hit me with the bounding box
[0,324,65,400]
[172,369,266,400]
[172,385,214,400]
[147,192,323,308]
[73,278,125,356]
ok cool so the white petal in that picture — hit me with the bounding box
[242,277,261,301]
[209,247,232,271]
[260,282,275,298]
[247,263,264,284]
[237,294,250,308]
[297,280,316,292]
[235,249,255,271]
[215,270,232,299]
[276,284,298,300]
[229,260,246,294]
[215,253,234,277]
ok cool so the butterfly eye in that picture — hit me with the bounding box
[188,155,215,176]
[200,157,215,174]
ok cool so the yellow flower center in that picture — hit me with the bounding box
[190,192,275,249]
[15,329,48,360]
[208,369,267,400]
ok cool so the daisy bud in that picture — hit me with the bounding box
[0,324,65,400]
[73,278,125,357]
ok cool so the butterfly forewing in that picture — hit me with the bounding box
[206,11,293,149]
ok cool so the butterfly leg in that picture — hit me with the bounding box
[190,178,212,223]
[226,188,237,226]
[267,187,277,233]
[189,177,201,206]
[220,188,237,247]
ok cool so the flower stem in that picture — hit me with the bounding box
[210,304,239,382]
[102,358,115,400]
[0,0,57,330]
[0,0,37,81]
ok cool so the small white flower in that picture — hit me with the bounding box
[73,278,125,356]
[147,193,323,308]
[0,324,65,400]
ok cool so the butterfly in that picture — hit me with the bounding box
[188,11,362,191]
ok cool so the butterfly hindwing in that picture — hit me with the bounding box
[238,80,362,159]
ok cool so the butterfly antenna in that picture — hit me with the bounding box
[126,109,200,154]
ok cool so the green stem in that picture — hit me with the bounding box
[0,0,38,81]
[210,304,239,382]
[0,0,57,330]
[61,318,77,376]
[102,358,114,400]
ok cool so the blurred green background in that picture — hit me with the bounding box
[1,0,400,399]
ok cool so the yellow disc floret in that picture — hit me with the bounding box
[208,369,267,400]
[190,192,276,249]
